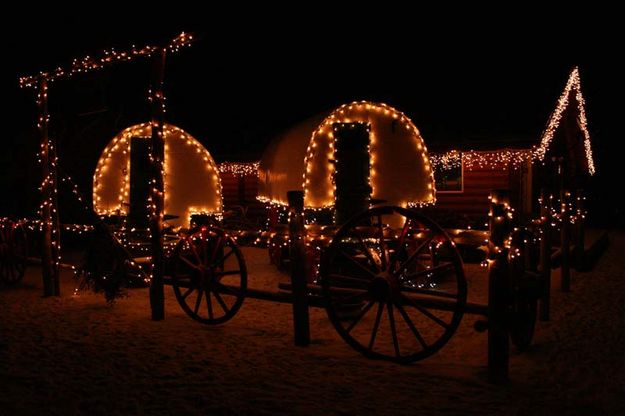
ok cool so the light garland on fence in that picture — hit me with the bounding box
[188,209,223,222]
[19,32,194,88]
[219,161,260,177]
[487,193,514,256]
[533,67,595,175]
[19,32,194,293]
[35,79,62,272]
[538,192,586,229]
[29,220,94,234]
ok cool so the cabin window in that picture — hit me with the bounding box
[434,155,463,192]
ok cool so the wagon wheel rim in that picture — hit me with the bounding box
[0,222,28,285]
[172,226,247,325]
[321,206,467,363]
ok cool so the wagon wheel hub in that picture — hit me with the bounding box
[198,266,220,288]
[370,272,401,302]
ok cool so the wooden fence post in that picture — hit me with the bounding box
[539,189,552,321]
[38,77,61,297]
[560,190,571,292]
[574,189,585,270]
[149,47,167,321]
[488,190,511,383]
[50,135,62,296]
[288,190,310,346]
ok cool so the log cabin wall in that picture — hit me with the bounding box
[435,165,522,223]
[220,171,266,225]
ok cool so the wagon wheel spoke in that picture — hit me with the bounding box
[345,300,375,333]
[396,303,428,349]
[387,302,401,357]
[205,288,214,320]
[179,255,201,271]
[212,248,235,268]
[200,233,210,265]
[353,233,380,273]
[390,217,412,271]
[402,262,455,281]
[189,241,203,267]
[397,235,434,274]
[402,295,450,329]
[181,286,195,299]
[209,236,223,265]
[376,215,388,271]
[337,249,377,279]
[429,242,438,268]
[193,288,204,315]
[213,291,230,314]
[368,302,384,351]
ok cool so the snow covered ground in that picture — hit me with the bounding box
[1,231,624,415]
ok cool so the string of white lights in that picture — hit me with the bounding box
[20,32,194,88]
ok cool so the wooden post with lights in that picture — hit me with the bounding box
[520,158,533,222]
[560,189,571,292]
[18,33,195,301]
[287,190,310,346]
[38,77,61,297]
[488,190,511,383]
[574,189,585,270]
[149,47,167,320]
[539,189,552,321]
[50,131,62,296]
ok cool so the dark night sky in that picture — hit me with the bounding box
[2,13,623,224]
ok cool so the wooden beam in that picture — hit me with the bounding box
[560,189,571,292]
[288,190,310,346]
[488,190,510,383]
[38,77,60,297]
[539,189,552,321]
[149,47,167,321]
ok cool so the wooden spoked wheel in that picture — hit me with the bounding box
[171,226,247,325]
[0,220,27,285]
[320,206,467,363]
